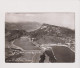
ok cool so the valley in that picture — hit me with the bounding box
[5,22,75,63]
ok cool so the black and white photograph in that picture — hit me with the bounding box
[5,12,75,63]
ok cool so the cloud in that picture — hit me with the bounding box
[5,13,75,29]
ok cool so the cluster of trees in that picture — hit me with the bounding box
[5,29,27,42]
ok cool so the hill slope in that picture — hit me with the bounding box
[5,22,41,32]
[29,23,75,44]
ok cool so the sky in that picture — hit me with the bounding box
[5,12,75,30]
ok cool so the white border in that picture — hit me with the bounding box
[0,0,80,68]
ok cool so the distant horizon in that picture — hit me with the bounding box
[6,21,75,30]
[5,13,75,30]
